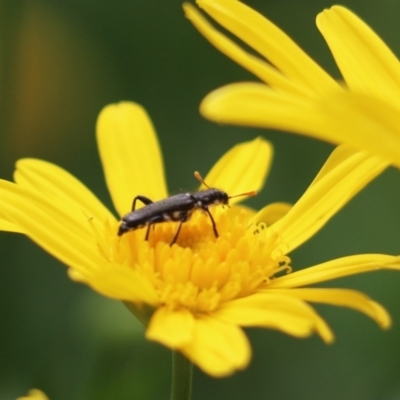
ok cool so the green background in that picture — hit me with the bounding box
[1,0,400,399]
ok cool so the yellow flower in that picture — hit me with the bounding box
[0,101,399,377]
[184,1,400,168]
[17,389,49,400]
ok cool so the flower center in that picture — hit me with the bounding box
[100,206,290,313]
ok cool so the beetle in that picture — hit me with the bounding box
[118,171,256,245]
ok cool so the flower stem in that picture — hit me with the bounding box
[170,351,193,400]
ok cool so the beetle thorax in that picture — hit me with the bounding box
[193,188,229,206]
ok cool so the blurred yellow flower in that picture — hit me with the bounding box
[0,102,398,376]
[185,1,400,168]
[17,389,49,400]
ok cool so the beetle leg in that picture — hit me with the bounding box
[132,195,153,211]
[145,224,152,241]
[170,220,184,246]
[204,207,219,238]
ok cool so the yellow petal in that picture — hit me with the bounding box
[202,84,400,169]
[14,158,114,222]
[0,169,159,306]
[270,288,391,329]
[200,82,333,135]
[183,3,308,96]
[17,389,49,400]
[315,91,400,169]
[270,147,388,252]
[250,202,291,226]
[195,0,338,93]
[317,6,400,99]
[307,145,387,197]
[0,179,104,272]
[180,316,251,377]
[269,254,400,288]
[146,307,195,347]
[307,145,368,186]
[203,137,272,204]
[215,292,333,342]
[70,264,159,306]
[96,102,167,216]
[0,218,24,233]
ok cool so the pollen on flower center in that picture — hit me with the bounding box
[99,207,290,313]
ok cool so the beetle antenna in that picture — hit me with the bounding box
[194,171,257,199]
[194,171,210,189]
[229,191,257,200]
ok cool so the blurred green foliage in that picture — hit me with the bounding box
[1,0,400,399]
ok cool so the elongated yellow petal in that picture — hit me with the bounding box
[0,218,24,233]
[270,288,391,329]
[200,82,334,135]
[195,0,338,93]
[180,316,251,377]
[269,147,388,252]
[202,84,400,170]
[307,145,368,186]
[203,137,272,204]
[269,254,400,288]
[307,145,387,198]
[146,307,195,347]
[249,202,291,227]
[315,91,400,169]
[0,182,159,304]
[184,3,309,96]
[69,264,159,305]
[17,389,49,400]
[215,292,333,342]
[96,102,167,217]
[14,158,114,222]
[317,6,400,99]
[0,179,104,272]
